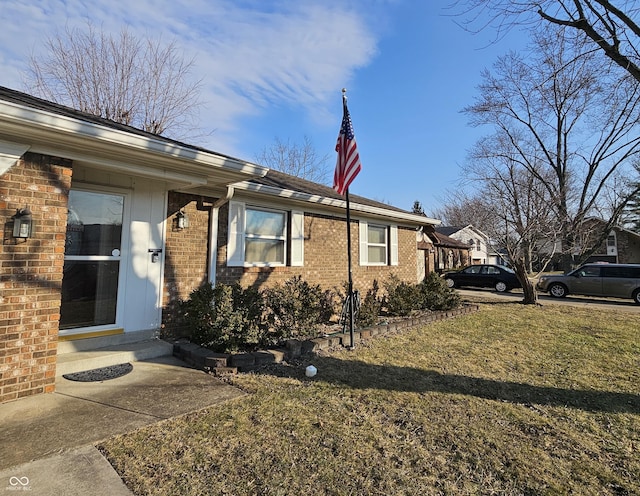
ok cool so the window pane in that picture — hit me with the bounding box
[246,209,285,237]
[368,245,387,264]
[245,239,285,263]
[579,266,601,277]
[60,261,120,329]
[368,225,386,244]
[66,191,123,256]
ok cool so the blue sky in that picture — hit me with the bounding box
[0,0,529,215]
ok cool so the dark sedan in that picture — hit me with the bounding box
[442,264,521,292]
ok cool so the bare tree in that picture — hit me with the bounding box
[25,22,202,138]
[434,192,496,233]
[457,0,640,83]
[464,133,562,303]
[464,28,640,282]
[255,136,331,184]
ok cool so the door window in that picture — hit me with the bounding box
[60,190,124,330]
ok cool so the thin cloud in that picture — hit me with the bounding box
[0,0,379,155]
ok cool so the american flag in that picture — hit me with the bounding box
[333,100,362,196]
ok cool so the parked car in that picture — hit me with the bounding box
[536,263,640,304]
[442,264,521,292]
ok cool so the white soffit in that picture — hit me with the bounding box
[0,139,30,175]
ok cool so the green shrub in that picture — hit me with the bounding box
[262,276,328,345]
[384,275,423,316]
[356,280,383,327]
[418,272,461,311]
[181,282,262,353]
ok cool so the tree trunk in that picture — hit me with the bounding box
[513,258,538,305]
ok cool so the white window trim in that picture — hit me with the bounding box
[359,220,398,266]
[227,201,304,267]
[290,210,304,267]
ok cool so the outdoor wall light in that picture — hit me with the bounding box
[176,209,189,229]
[12,206,34,239]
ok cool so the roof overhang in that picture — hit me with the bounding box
[0,99,268,188]
[194,180,441,227]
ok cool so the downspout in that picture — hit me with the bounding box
[208,185,236,286]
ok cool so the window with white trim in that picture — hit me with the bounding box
[227,201,304,267]
[367,225,387,264]
[245,207,286,264]
[359,220,398,266]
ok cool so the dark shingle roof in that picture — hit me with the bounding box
[435,226,465,237]
[0,85,238,159]
[429,231,471,248]
[252,169,413,214]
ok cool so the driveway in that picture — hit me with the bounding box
[456,288,640,313]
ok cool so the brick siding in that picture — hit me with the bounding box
[162,192,212,337]
[0,153,71,403]
[216,208,418,292]
[161,198,421,337]
[217,208,417,293]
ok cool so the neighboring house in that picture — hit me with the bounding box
[535,218,640,270]
[435,225,504,265]
[0,86,439,404]
[418,227,472,272]
[579,218,640,264]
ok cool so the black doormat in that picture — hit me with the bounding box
[62,363,133,382]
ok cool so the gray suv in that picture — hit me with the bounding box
[537,263,640,304]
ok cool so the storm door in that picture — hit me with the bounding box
[59,189,127,333]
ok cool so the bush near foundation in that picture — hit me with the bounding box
[384,273,461,316]
[418,271,461,311]
[180,282,262,353]
[384,275,423,316]
[180,274,461,353]
[262,276,335,346]
[356,280,383,327]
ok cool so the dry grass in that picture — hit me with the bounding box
[99,302,640,495]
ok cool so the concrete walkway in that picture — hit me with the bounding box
[0,356,246,495]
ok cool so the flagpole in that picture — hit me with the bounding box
[345,187,355,349]
[334,87,361,349]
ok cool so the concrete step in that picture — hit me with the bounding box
[57,329,158,354]
[56,340,174,377]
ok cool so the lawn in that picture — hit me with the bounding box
[99,301,639,495]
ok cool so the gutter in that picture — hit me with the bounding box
[0,99,268,187]
[230,180,441,226]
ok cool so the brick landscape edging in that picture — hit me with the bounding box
[173,303,479,375]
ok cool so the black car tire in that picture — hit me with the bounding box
[445,278,456,288]
[548,282,568,298]
[495,281,508,292]
[633,289,640,305]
